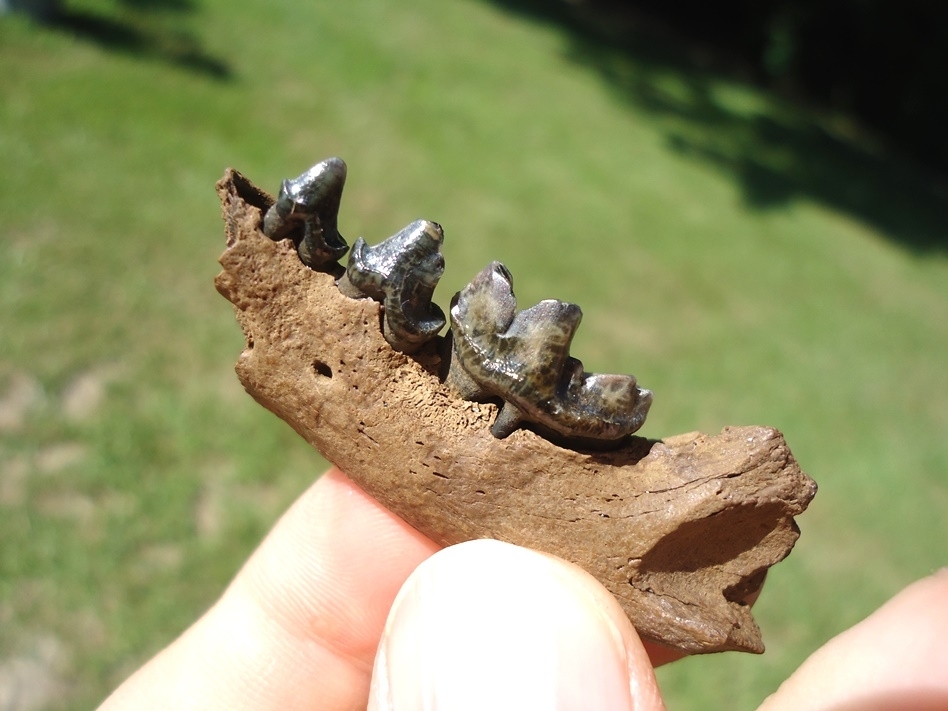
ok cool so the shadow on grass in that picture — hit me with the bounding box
[484,0,948,253]
[44,0,231,79]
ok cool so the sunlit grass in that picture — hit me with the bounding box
[1,1,946,708]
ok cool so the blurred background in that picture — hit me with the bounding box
[1,0,946,708]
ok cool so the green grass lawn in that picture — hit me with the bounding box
[2,0,946,708]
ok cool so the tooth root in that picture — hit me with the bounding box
[445,348,489,400]
[491,401,523,439]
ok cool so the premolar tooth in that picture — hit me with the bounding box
[262,157,349,268]
[337,219,446,353]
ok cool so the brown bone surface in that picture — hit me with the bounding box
[215,169,817,655]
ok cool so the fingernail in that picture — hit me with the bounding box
[368,540,654,711]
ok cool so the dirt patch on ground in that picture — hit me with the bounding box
[0,371,43,433]
[0,453,29,507]
[61,365,123,422]
[0,634,70,711]
[34,443,88,474]
[1,443,88,508]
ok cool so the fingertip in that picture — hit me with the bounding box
[369,540,666,711]
[759,569,948,711]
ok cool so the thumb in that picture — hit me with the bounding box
[368,539,666,711]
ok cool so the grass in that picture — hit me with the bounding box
[1,0,946,708]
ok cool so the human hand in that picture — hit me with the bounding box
[98,467,948,711]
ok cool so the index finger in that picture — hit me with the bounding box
[98,467,440,711]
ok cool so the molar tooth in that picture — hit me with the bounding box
[447,262,652,447]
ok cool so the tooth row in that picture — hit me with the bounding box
[263,157,652,447]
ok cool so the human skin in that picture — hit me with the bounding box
[97,468,948,711]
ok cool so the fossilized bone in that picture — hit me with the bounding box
[215,160,817,655]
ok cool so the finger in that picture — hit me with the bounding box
[367,539,667,711]
[98,467,440,711]
[758,569,948,710]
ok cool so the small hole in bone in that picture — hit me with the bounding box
[313,360,333,378]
